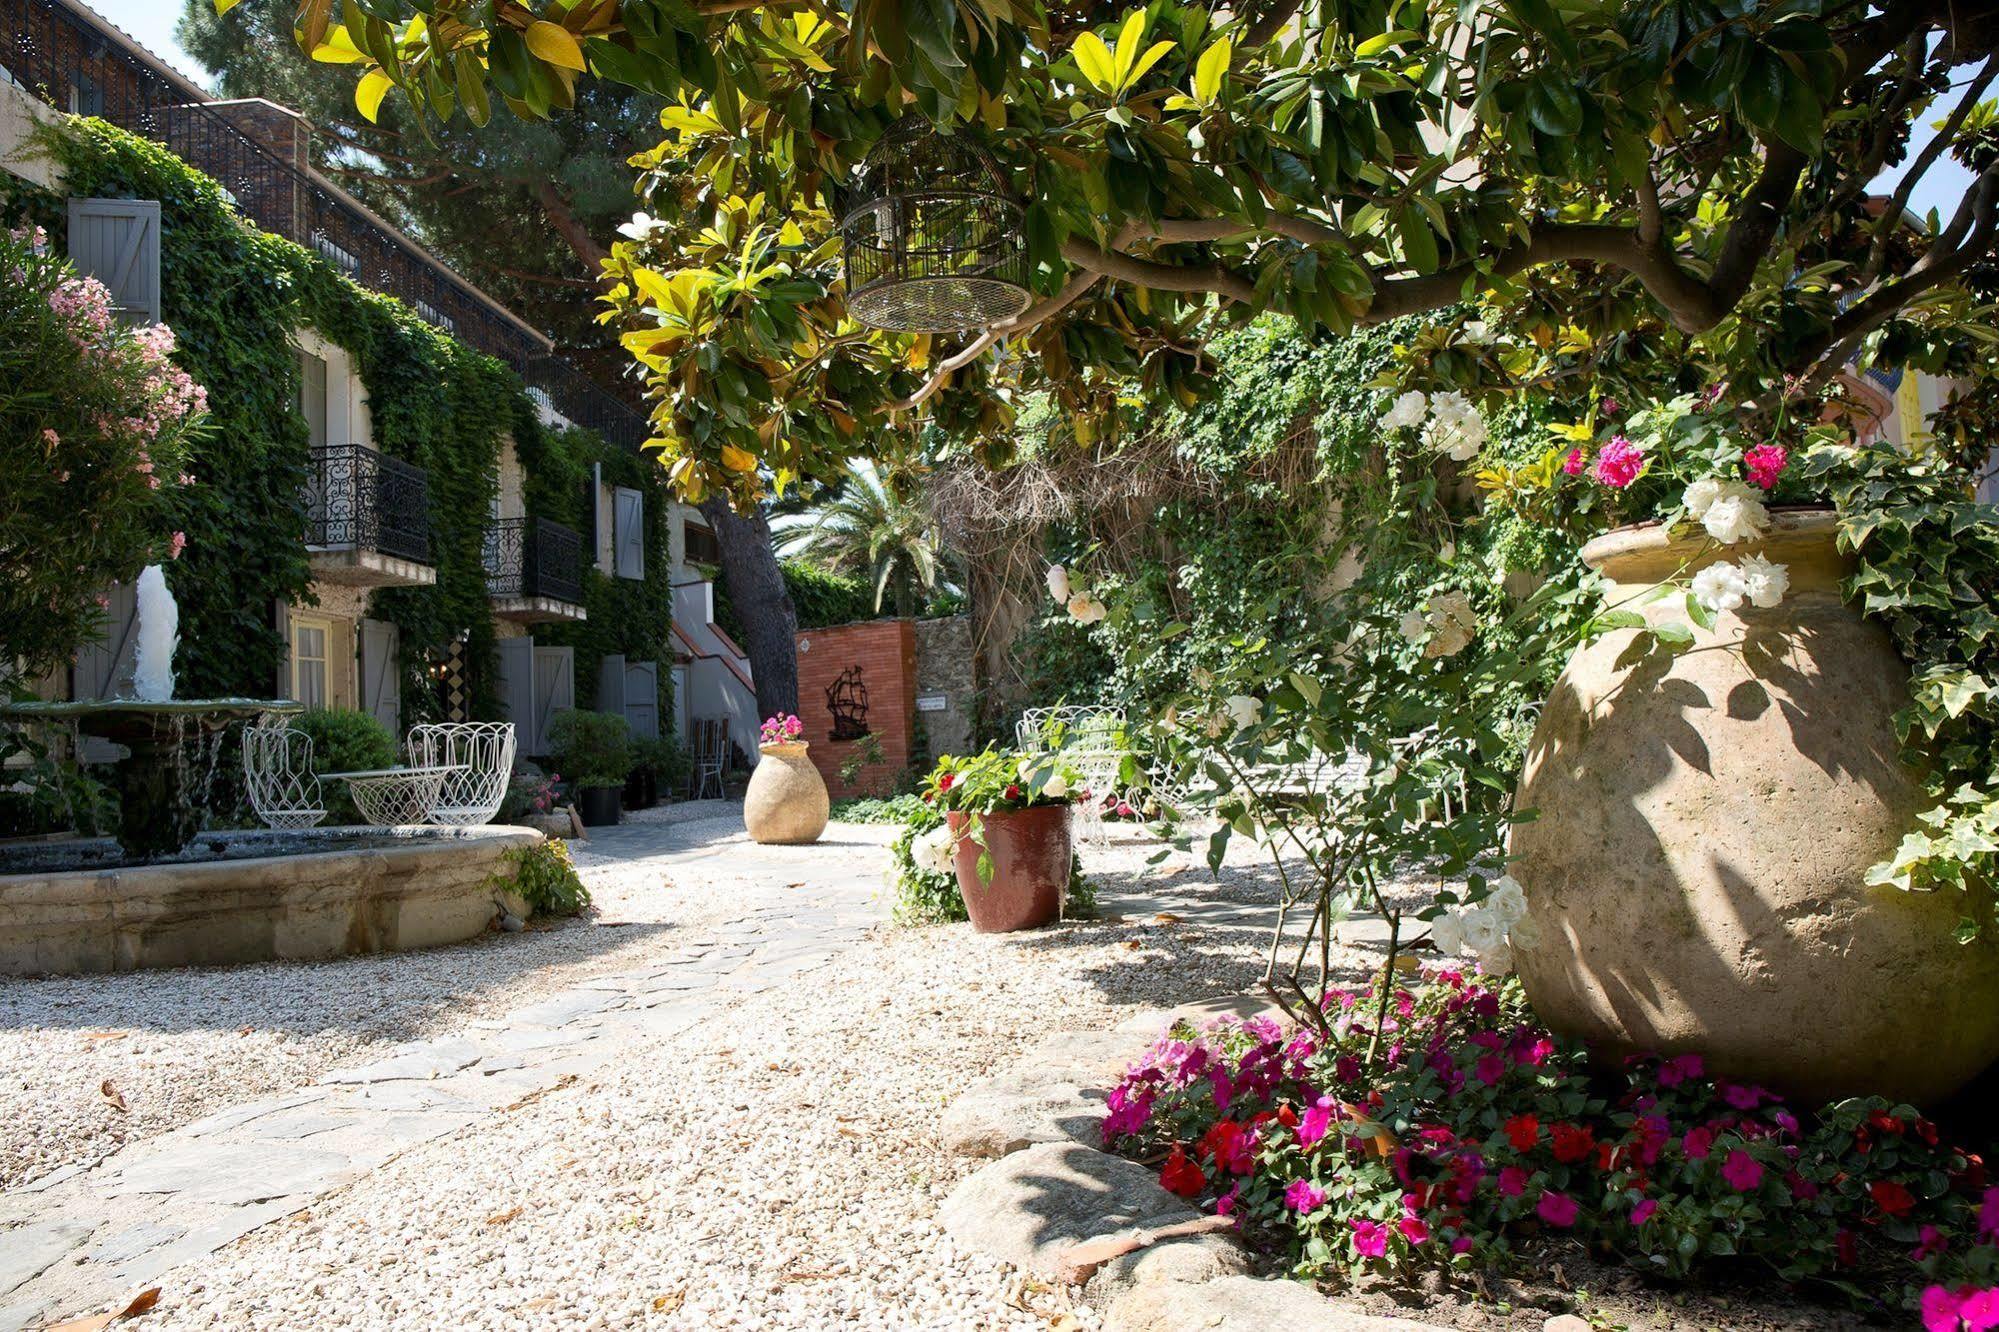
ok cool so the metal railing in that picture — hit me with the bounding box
[484,517,584,605]
[305,444,430,563]
[0,0,650,450]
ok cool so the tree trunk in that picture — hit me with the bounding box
[700,498,799,717]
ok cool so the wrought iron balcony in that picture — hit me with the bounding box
[305,444,432,565]
[485,517,585,609]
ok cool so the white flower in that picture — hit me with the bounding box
[1423,590,1478,658]
[1475,940,1515,976]
[1438,540,1457,565]
[1398,608,1428,644]
[1381,390,1428,432]
[1018,756,1036,782]
[1224,695,1261,731]
[1683,477,1725,518]
[1045,564,1071,603]
[1460,319,1493,345]
[617,211,667,242]
[1738,553,1790,609]
[911,825,958,875]
[1423,393,1488,462]
[1702,485,1769,545]
[1691,561,1748,614]
[1486,875,1528,925]
[1430,912,1466,956]
[1043,772,1070,799]
[1460,906,1506,955]
[1067,593,1108,625]
[1507,912,1541,951]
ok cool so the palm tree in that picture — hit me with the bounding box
[786,464,949,617]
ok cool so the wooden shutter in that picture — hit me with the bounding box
[672,665,689,740]
[360,619,401,739]
[597,652,626,717]
[532,647,574,757]
[67,199,161,324]
[613,487,645,580]
[494,636,536,751]
[73,582,139,703]
[624,660,660,740]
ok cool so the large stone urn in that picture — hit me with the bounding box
[743,741,829,845]
[1511,508,1999,1106]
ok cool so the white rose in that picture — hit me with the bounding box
[1691,562,1748,614]
[912,826,957,875]
[1398,608,1428,644]
[1738,553,1789,609]
[1461,319,1493,345]
[1381,390,1428,432]
[1702,486,1769,545]
[1683,477,1724,518]
[1475,940,1515,976]
[1423,414,1486,463]
[1460,906,1506,955]
[1043,772,1070,799]
[1045,564,1071,603]
[1422,591,1477,657]
[1506,911,1541,951]
[1430,911,1466,956]
[1486,875,1528,924]
[1067,593,1107,625]
[1018,756,1036,782]
[1224,694,1261,731]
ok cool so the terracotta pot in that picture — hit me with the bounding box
[744,742,828,845]
[949,805,1072,933]
[1511,508,1999,1104]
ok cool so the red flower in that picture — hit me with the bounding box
[1870,1179,1917,1219]
[1159,1146,1206,1198]
[1835,1229,1858,1267]
[1551,1123,1596,1165]
[1004,784,1023,801]
[1503,1113,1540,1153]
[937,773,956,792]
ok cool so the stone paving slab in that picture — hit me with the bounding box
[0,824,887,1331]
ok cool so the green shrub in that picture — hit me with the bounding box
[546,709,634,787]
[294,707,397,824]
[632,734,691,794]
[831,793,929,824]
[493,838,590,917]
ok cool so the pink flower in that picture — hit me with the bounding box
[1721,1149,1763,1192]
[1928,1287,1968,1332]
[1536,1190,1579,1227]
[1591,436,1645,489]
[167,531,186,560]
[40,428,58,449]
[1561,447,1586,476]
[1450,1235,1475,1255]
[1285,1178,1327,1213]
[1682,1126,1715,1161]
[1215,1184,1239,1218]
[1916,1225,1949,1261]
[1601,396,1622,415]
[1349,1217,1388,1258]
[1965,1290,1999,1331]
[1474,1053,1506,1086]
[1657,1052,1705,1087]
[1398,1215,1430,1245]
[1743,443,1788,490]
[1498,1166,1528,1197]
[1630,1198,1658,1227]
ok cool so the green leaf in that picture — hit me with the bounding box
[1686,591,1717,632]
[1193,37,1232,104]
[1072,31,1116,92]
[1651,622,1695,645]
[1354,29,1420,59]
[1396,207,1439,273]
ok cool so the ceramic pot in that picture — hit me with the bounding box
[1510,508,1999,1104]
[949,805,1072,933]
[576,786,622,828]
[744,742,829,845]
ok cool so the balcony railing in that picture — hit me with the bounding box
[305,444,431,563]
[0,0,649,450]
[484,517,584,606]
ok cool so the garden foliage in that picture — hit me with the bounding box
[292,706,397,825]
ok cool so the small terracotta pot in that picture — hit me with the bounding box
[744,742,829,845]
[948,805,1072,933]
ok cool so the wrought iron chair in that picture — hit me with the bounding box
[406,721,517,825]
[242,715,327,830]
[1016,705,1128,844]
[688,718,728,800]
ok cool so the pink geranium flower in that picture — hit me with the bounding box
[1561,447,1586,476]
[1743,443,1788,490]
[1591,436,1645,489]
[1721,1149,1763,1192]
[1536,1190,1579,1227]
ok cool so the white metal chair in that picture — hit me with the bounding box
[242,715,327,830]
[1017,706,1127,844]
[688,718,727,800]
[405,721,517,825]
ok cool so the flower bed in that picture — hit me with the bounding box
[1102,970,1999,1327]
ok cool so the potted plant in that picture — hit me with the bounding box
[744,713,828,844]
[545,709,633,828]
[924,749,1083,933]
[625,735,690,811]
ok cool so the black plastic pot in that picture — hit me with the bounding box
[623,764,657,810]
[577,785,623,827]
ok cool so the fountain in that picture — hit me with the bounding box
[0,566,300,859]
[0,570,542,977]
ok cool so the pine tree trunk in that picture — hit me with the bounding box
[699,498,799,717]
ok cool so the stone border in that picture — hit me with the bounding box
[936,996,1459,1332]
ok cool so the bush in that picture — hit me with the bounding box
[545,709,633,788]
[293,707,397,825]
[831,793,930,824]
[498,771,561,823]
[632,733,691,794]
[493,838,589,917]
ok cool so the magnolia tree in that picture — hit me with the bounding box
[220,0,1997,508]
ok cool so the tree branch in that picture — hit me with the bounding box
[1863,52,1999,282]
[886,270,1106,411]
[535,179,609,269]
[1058,237,1258,303]
[1240,0,1304,48]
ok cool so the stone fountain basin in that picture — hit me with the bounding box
[0,825,540,977]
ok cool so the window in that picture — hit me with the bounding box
[68,75,102,117]
[291,616,330,709]
[684,519,720,566]
[299,349,329,450]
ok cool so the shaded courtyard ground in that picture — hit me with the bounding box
[0,811,1876,1330]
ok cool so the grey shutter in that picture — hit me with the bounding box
[613,487,645,580]
[74,582,139,703]
[494,636,536,751]
[67,199,161,324]
[274,601,292,698]
[359,619,401,739]
[624,661,660,740]
[532,647,574,759]
[597,652,626,718]
[671,665,689,740]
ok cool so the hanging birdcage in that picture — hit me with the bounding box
[839,118,1032,333]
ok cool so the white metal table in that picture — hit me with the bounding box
[321,765,467,827]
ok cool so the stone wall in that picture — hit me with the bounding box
[913,614,974,763]
[793,619,917,799]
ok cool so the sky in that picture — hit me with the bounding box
[85,0,1979,231]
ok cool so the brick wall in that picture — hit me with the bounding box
[794,619,917,799]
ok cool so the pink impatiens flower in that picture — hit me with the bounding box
[1743,443,1788,490]
[1398,1215,1430,1245]
[1721,1149,1764,1192]
[1498,1166,1529,1198]
[1349,1217,1388,1257]
[1536,1190,1579,1227]
[1296,1098,1336,1150]
[1285,1178,1327,1213]
[1591,436,1645,489]
[1630,1198,1658,1227]
[1682,1126,1715,1161]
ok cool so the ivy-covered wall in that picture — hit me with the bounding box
[40,118,669,724]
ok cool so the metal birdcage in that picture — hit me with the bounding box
[839,118,1032,333]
